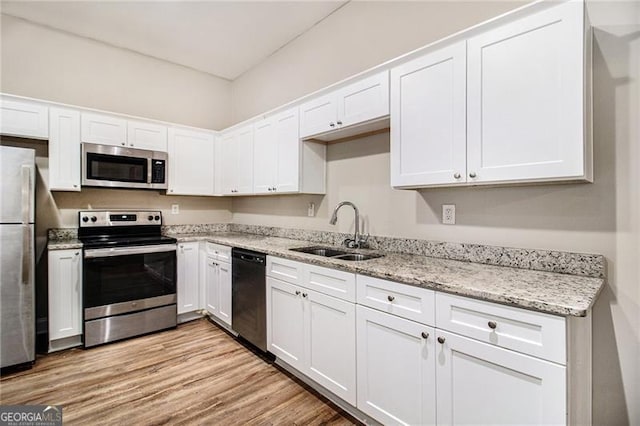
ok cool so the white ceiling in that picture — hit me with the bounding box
[0,1,348,81]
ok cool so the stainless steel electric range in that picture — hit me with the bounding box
[78,210,177,347]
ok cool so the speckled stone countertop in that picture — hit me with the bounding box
[171,231,604,317]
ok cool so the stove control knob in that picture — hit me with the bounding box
[82,216,89,223]
[148,215,154,221]
[90,216,97,222]
[154,215,160,221]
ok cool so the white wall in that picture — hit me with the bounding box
[0,14,233,226]
[230,1,640,424]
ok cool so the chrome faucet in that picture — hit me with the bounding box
[329,201,367,248]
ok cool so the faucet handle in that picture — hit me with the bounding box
[358,233,370,248]
[343,238,356,248]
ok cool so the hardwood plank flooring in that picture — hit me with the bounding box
[0,319,358,425]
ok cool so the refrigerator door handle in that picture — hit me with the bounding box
[21,165,32,286]
[21,165,31,225]
[22,225,30,286]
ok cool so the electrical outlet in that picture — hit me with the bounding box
[171,204,179,214]
[307,202,315,217]
[442,204,455,225]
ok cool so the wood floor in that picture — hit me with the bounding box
[0,319,357,425]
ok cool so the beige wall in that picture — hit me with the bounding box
[231,1,640,424]
[0,14,233,227]
[0,14,231,130]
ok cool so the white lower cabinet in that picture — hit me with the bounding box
[48,249,82,351]
[435,330,566,425]
[268,277,306,371]
[266,259,587,425]
[356,305,436,425]
[177,242,199,314]
[204,250,232,327]
[267,275,356,405]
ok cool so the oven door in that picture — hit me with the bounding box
[83,244,177,319]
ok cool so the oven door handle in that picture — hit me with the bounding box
[84,244,177,258]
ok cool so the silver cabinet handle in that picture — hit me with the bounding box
[437,336,446,344]
[488,321,497,329]
[421,332,429,339]
[295,290,301,295]
[387,295,395,302]
[337,120,343,125]
[73,184,78,188]
[454,173,461,179]
[302,293,308,298]
[121,142,125,146]
[469,172,477,178]
[75,252,79,256]
[329,122,335,127]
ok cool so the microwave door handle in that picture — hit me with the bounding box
[147,157,153,184]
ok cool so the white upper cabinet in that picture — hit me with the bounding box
[253,108,326,196]
[49,107,81,191]
[299,71,389,141]
[0,96,49,139]
[466,1,589,184]
[391,41,467,187]
[127,120,168,152]
[391,1,591,188]
[299,93,337,139]
[80,112,127,147]
[220,124,254,195]
[167,127,215,196]
[253,117,278,194]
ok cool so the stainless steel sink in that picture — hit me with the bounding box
[333,253,383,261]
[289,246,383,261]
[289,246,350,257]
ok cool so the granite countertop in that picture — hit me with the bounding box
[171,232,604,317]
[48,238,83,250]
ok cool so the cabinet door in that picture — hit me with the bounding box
[356,305,436,426]
[204,255,219,315]
[48,249,82,341]
[299,93,337,138]
[467,2,586,184]
[436,330,566,425]
[390,41,467,187]
[274,108,300,193]
[267,277,305,371]
[49,107,81,191]
[253,118,277,194]
[177,242,199,314]
[235,125,254,194]
[127,120,168,151]
[217,261,232,326]
[80,112,127,146]
[337,71,389,128]
[305,289,356,405]
[0,97,48,139]
[219,132,237,195]
[167,127,215,196]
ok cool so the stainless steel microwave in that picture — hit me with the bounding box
[81,143,168,190]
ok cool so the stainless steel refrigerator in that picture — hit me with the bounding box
[0,145,35,369]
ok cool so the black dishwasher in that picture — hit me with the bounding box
[232,248,267,352]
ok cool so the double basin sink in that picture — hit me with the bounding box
[290,246,383,261]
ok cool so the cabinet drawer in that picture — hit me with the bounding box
[305,264,355,302]
[357,275,435,326]
[267,256,304,286]
[435,293,566,364]
[205,242,231,263]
